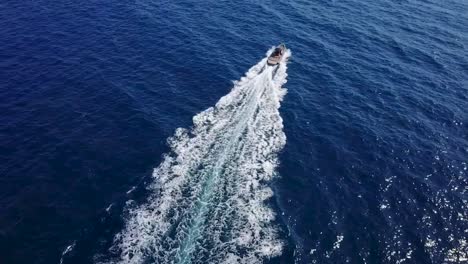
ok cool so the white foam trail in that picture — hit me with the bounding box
[103,48,291,264]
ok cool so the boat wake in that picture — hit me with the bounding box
[102,48,291,264]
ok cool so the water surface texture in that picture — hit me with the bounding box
[1,0,467,263]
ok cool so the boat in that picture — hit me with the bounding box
[267,44,286,66]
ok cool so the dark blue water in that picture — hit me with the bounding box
[1,0,467,263]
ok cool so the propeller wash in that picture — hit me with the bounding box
[105,48,290,264]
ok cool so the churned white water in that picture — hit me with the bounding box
[104,48,291,264]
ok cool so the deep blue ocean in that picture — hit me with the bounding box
[1,0,467,263]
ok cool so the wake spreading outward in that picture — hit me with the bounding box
[104,47,291,264]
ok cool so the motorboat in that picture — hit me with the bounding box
[267,44,286,65]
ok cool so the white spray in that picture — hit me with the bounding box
[104,47,291,264]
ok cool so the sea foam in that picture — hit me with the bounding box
[102,48,291,264]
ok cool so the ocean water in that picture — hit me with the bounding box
[1,0,467,263]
